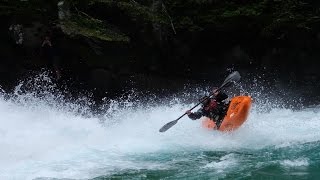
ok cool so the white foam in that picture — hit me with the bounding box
[280,158,309,167]
[203,153,238,172]
[0,80,320,179]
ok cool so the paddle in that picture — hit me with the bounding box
[159,71,241,133]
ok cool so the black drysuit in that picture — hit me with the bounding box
[188,92,229,128]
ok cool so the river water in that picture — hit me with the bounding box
[0,74,319,180]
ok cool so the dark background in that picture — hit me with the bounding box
[1,0,320,105]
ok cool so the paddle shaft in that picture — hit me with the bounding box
[174,85,226,122]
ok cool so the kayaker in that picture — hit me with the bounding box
[186,89,229,128]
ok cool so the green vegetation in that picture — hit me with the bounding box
[1,0,319,41]
[61,13,130,42]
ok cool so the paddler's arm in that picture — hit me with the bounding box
[186,109,203,120]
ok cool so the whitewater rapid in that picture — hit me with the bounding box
[0,76,320,179]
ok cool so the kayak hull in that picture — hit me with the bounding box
[202,96,252,131]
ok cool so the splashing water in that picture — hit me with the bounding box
[0,73,320,180]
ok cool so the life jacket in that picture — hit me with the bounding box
[203,99,229,127]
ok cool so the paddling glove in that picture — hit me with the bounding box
[188,109,203,120]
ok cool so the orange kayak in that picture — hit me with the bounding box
[202,96,252,131]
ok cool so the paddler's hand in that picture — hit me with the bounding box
[186,110,192,115]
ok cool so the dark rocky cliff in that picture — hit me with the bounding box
[1,0,320,104]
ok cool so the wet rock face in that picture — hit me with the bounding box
[1,23,320,102]
[0,1,320,102]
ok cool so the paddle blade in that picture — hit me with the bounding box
[159,119,179,132]
[220,71,241,88]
